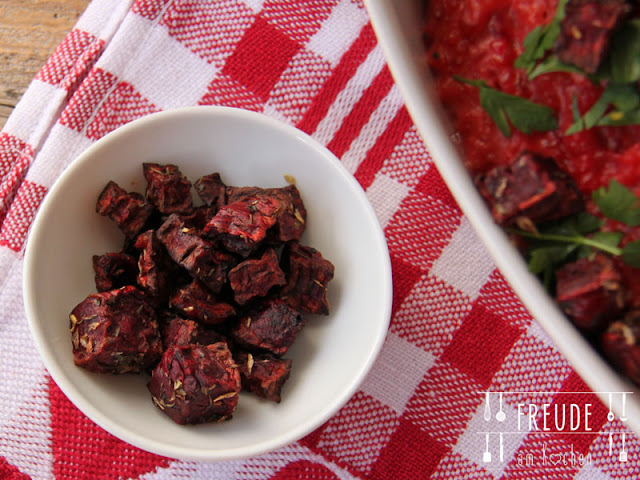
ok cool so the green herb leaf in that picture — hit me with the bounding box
[572,212,605,234]
[514,0,569,74]
[622,240,640,267]
[598,19,640,84]
[529,54,585,80]
[592,179,640,226]
[508,223,623,258]
[597,109,640,127]
[455,77,558,137]
[536,212,602,238]
[565,95,585,135]
[565,84,640,134]
[589,231,624,249]
[528,244,578,274]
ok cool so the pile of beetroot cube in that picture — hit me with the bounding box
[68,163,334,425]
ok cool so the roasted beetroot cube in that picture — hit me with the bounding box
[148,342,241,424]
[69,286,163,374]
[157,214,235,293]
[161,313,228,348]
[194,172,227,210]
[134,230,173,298]
[476,152,584,226]
[554,0,630,74]
[228,248,286,305]
[228,298,303,356]
[176,205,216,233]
[556,253,627,332]
[274,184,307,242]
[602,309,640,385]
[96,181,155,238]
[234,351,292,403]
[143,163,193,214]
[92,252,138,292]
[224,185,264,203]
[170,279,236,325]
[280,241,334,315]
[226,185,307,242]
[202,195,283,256]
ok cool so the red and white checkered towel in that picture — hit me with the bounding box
[0,0,637,478]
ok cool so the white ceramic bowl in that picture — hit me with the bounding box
[23,106,392,460]
[364,0,640,432]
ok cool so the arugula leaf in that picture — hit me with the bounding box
[565,84,640,134]
[622,240,640,267]
[592,179,640,226]
[514,0,569,74]
[455,77,558,137]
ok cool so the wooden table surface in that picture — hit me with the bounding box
[0,0,90,130]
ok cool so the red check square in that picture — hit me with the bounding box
[222,16,301,101]
[442,303,524,389]
[369,419,449,480]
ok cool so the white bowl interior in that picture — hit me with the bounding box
[365,0,640,432]
[23,107,392,460]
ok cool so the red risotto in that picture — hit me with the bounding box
[424,0,640,385]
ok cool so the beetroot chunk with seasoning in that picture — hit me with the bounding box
[134,230,173,299]
[229,298,303,356]
[554,0,630,74]
[226,185,307,243]
[235,351,292,403]
[157,214,236,293]
[194,172,227,210]
[148,342,241,425]
[92,252,138,292]
[143,163,193,214]
[160,313,229,348]
[273,184,307,242]
[602,309,640,386]
[280,241,335,315]
[176,205,217,234]
[69,286,163,374]
[228,248,286,305]
[555,253,627,332]
[203,195,283,256]
[475,151,584,227]
[170,279,236,325]
[96,181,155,238]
